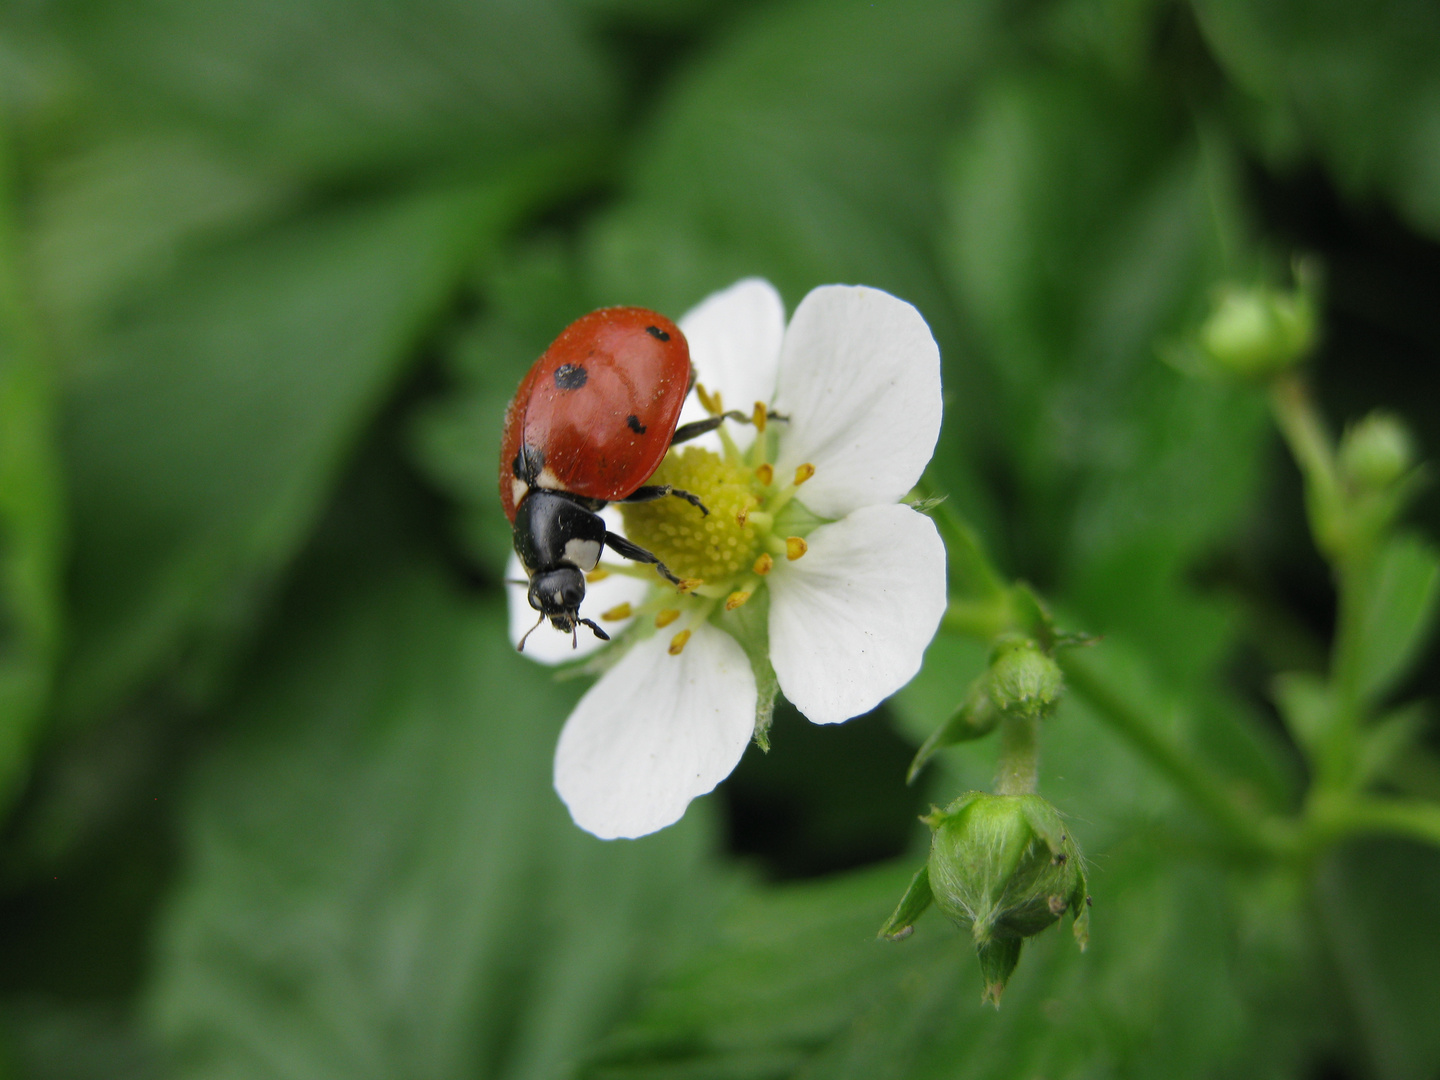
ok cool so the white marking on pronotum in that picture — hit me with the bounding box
[537,466,562,490]
[563,538,602,571]
[511,479,529,507]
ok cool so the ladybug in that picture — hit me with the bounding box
[500,307,743,650]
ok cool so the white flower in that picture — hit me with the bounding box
[509,279,947,839]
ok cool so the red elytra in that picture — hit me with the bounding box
[499,307,691,521]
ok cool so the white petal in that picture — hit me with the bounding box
[772,286,942,518]
[554,621,757,839]
[676,278,786,453]
[506,508,649,665]
[768,504,947,726]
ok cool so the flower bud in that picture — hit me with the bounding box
[925,792,1088,1004]
[987,638,1063,721]
[1200,283,1316,379]
[1339,411,1414,492]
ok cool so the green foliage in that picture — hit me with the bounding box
[148,565,722,1080]
[1194,0,1440,237]
[585,847,1268,1080]
[0,135,64,815]
[1349,534,1440,706]
[0,0,1438,1077]
[56,181,516,722]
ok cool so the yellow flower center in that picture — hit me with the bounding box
[620,448,762,583]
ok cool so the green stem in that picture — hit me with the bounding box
[1306,795,1440,852]
[942,597,1011,641]
[1268,372,1368,788]
[995,715,1039,795]
[1060,653,1297,859]
[928,497,1008,602]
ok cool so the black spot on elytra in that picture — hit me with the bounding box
[554,363,587,390]
[645,325,670,341]
[627,415,646,434]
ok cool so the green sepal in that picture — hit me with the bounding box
[1008,583,1056,646]
[717,586,778,750]
[906,680,999,784]
[1070,864,1091,952]
[921,791,983,830]
[878,864,933,942]
[1018,794,1069,854]
[1355,702,1428,789]
[977,937,1022,1007]
[1271,671,1332,762]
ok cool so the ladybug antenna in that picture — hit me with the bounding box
[580,618,611,643]
[516,611,545,653]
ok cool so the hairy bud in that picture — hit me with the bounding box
[1340,411,1415,492]
[1200,283,1316,379]
[880,792,1089,1007]
[988,638,1064,721]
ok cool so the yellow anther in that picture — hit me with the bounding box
[785,536,808,561]
[586,567,610,583]
[668,629,692,655]
[677,578,704,594]
[753,552,774,576]
[601,602,632,622]
[655,608,681,628]
[755,463,774,486]
[793,463,815,485]
[752,401,767,432]
[736,505,749,527]
[725,590,752,611]
[695,382,720,415]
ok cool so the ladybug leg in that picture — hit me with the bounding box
[619,484,709,515]
[604,532,684,586]
[671,409,787,446]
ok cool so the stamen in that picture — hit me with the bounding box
[655,608,681,628]
[725,590,752,611]
[668,629,692,655]
[752,401,767,432]
[695,382,720,415]
[677,578,704,594]
[793,463,815,485]
[785,536,808,561]
[753,553,773,575]
[754,463,774,486]
[736,506,749,527]
[586,567,611,583]
[601,603,632,621]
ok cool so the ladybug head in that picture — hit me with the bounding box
[520,567,612,651]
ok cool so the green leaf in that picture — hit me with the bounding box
[943,67,1267,693]
[585,844,1299,1080]
[147,566,723,1080]
[60,0,620,184]
[1193,0,1440,238]
[1319,840,1440,1080]
[0,138,65,816]
[55,179,521,724]
[1350,533,1440,705]
[1271,671,1333,762]
[1355,703,1429,791]
[28,131,294,354]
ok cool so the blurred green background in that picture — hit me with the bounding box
[1,0,1439,1077]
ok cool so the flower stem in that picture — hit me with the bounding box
[1306,793,1440,852]
[995,715,1039,796]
